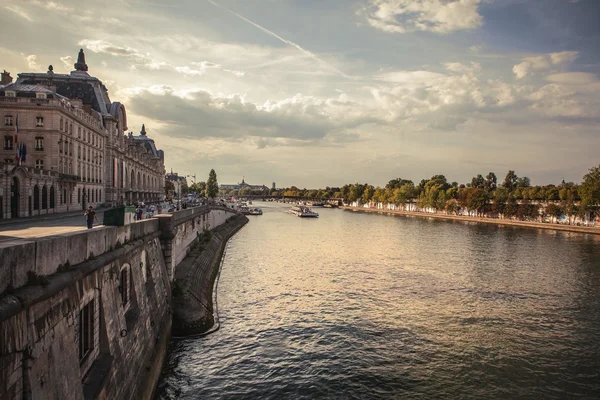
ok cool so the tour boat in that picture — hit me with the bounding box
[288,206,319,218]
[240,206,263,215]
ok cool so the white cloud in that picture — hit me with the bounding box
[60,56,73,68]
[545,72,597,85]
[175,61,245,78]
[444,62,481,74]
[361,0,483,34]
[513,51,579,79]
[5,5,33,21]
[21,54,38,70]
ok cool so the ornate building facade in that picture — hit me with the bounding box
[0,49,165,219]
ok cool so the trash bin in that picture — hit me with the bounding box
[103,206,137,226]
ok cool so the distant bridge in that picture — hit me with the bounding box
[222,194,343,203]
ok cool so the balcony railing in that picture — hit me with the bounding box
[58,173,81,182]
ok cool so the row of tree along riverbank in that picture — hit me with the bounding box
[338,166,600,226]
[341,206,600,236]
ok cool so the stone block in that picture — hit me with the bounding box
[86,226,114,258]
[130,219,159,241]
[0,240,36,291]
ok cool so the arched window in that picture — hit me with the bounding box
[33,185,40,210]
[78,188,81,204]
[69,123,72,135]
[63,188,67,205]
[60,119,63,131]
[78,127,81,138]
[41,185,48,209]
[49,185,55,208]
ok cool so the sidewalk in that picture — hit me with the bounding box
[0,207,108,228]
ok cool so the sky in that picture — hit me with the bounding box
[1,0,599,188]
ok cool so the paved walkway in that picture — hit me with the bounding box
[0,210,106,243]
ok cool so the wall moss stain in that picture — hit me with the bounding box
[0,206,241,400]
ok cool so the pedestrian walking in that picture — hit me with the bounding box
[84,206,98,229]
[136,206,143,221]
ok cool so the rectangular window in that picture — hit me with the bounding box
[5,91,15,97]
[78,300,94,363]
[4,136,13,150]
[4,115,13,126]
[35,159,44,169]
[36,116,44,127]
[36,93,47,99]
[35,137,44,151]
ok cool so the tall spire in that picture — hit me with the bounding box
[140,124,146,136]
[74,48,88,72]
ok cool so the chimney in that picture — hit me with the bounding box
[1,70,13,85]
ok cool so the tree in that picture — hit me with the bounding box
[362,185,375,204]
[580,165,600,208]
[516,176,531,188]
[502,170,518,191]
[484,172,497,193]
[545,203,562,222]
[206,169,219,200]
[190,181,206,194]
[165,179,175,196]
[445,199,459,215]
[471,174,485,189]
[467,188,488,217]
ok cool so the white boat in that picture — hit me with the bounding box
[240,206,263,215]
[288,206,319,218]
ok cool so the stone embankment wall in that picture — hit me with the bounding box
[0,205,240,400]
[172,214,248,336]
[157,206,234,282]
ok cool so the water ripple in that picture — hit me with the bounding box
[157,203,600,399]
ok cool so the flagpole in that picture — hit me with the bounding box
[14,114,20,166]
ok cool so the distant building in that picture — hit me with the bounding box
[219,178,269,192]
[165,171,188,199]
[272,182,276,190]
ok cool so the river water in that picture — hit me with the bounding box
[157,202,600,399]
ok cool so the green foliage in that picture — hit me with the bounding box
[206,169,219,199]
[580,165,600,207]
[190,181,206,194]
[502,170,518,191]
[467,188,489,215]
[445,198,459,215]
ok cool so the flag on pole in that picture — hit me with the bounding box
[20,143,27,163]
[14,115,20,165]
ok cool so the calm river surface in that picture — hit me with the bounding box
[157,202,600,399]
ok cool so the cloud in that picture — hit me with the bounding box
[122,85,375,144]
[79,39,149,60]
[175,61,245,77]
[513,51,578,79]
[60,56,73,68]
[545,72,597,85]
[5,5,33,21]
[444,62,481,74]
[21,54,38,70]
[207,0,348,77]
[361,0,483,34]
